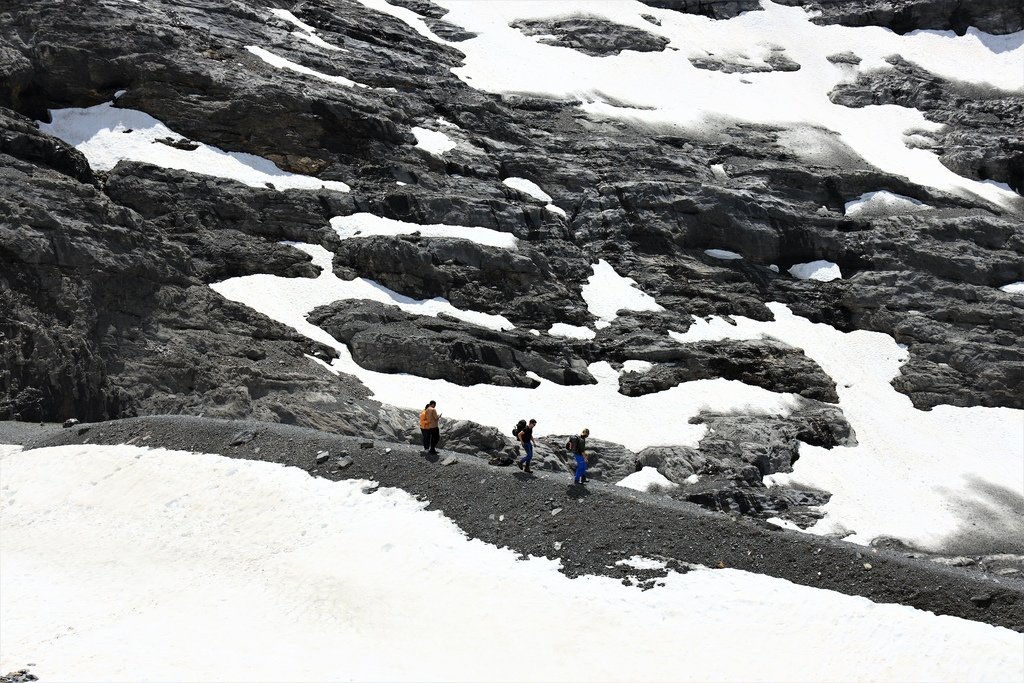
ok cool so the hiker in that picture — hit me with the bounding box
[569,428,590,485]
[420,400,441,454]
[516,419,538,474]
[419,403,432,452]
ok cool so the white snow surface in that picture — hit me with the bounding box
[617,466,679,493]
[211,242,514,332]
[789,260,843,281]
[621,360,653,374]
[999,281,1024,294]
[581,259,665,322]
[503,176,567,215]
[411,126,457,156]
[844,190,931,216]
[547,323,597,340]
[368,0,1024,208]
[503,176,552,202]
[331,213,519,249]
[672,303,1024,551]
[39,102,351,192]
[2,444,1022,682]
[705,248,743,260]
[246,46,367,88]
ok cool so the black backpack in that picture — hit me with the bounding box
[565,435,578,452]
[512,419,527,437]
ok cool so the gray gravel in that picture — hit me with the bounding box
[11,416,1024,632]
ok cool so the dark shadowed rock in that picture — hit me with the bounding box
[615,338,839,402]
[308,300,594,387]
[638,0,763,20]
[775,0,1024,35]
[510,16,670,57]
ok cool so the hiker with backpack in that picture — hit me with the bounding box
[515,419,538,474]
[419,400,441,455]
[567,428,590,485]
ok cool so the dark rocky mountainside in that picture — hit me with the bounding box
[775,0,1024,35]
[1,0,1022,528]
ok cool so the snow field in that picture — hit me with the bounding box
[370,0,1024,207]
[40,102,351,192]
[2,444,1021,683]
[671,303,1024,552]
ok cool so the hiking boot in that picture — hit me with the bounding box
[524,465,532,474]
[516,460,524,471]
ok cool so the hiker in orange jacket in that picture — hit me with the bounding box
[419,400,441,454]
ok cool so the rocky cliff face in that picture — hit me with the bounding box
[1,0,1021,527]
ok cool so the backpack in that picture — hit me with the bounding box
[512,419,527,438]
[565,435,578,452]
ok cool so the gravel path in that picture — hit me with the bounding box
[8,416,1023,632]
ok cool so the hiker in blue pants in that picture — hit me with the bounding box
[516,419,538,474]
[570,428,590,485]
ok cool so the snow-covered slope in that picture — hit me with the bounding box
[2,443,1021,682]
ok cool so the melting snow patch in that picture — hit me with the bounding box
[766,516,802,531]
[211,242,514,336]
[789,260,842,282]
[705,249,743,260]
[503,176,552,202]
[246,46,367,88]
[331,213,518,249]
[269,9,345,51]
[503,176,567,216]
[621,360,653,374]
[615,556,669,571]
[844,190,930,216]
[617,467,679,493]
[999,282,1024,294]
[411,127,457,156]
[269,8,318,34]
[669,302,1024,552]
[548,323,596,340]
[4,444,1021,682]
[581,260,664,322]
[39,102,351,192]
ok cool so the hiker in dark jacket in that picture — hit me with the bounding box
[570,428,590,485]
[516,419,538,474]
